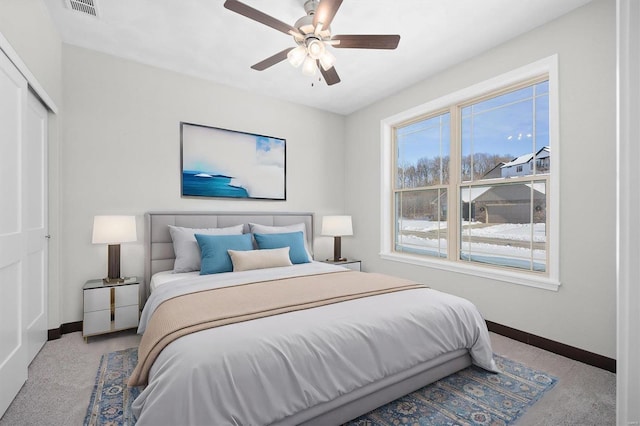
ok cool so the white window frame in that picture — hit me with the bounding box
[380,55,560,291]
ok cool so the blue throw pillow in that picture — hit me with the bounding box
[253,231,310,264]
[195,233,253,275]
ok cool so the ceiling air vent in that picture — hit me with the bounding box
[65,0,100,18]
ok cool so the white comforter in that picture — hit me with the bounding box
[132,263,497,425]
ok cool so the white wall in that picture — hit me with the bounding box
[0,0,63,329]
[60,45,345,324]
[344,0,616,358]
[0,0,62,103]
[0,0,617,361]
[617,0,640,421]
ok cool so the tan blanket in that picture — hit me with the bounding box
[128,271,426,386]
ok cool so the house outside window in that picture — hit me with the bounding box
[381,56,559,290]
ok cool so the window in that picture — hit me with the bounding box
[459,79,549,272]
[395,112,450,259]
[382,56,559,290]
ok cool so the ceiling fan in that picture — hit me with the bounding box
[223,0,400,86]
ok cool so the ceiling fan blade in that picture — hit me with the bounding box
[331,34,401,49]
[251,47,294,71]
[319,65,341,86]
[224,0,300,36]
[313,0,343,31]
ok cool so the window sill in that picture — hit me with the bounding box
[379,252,560,291]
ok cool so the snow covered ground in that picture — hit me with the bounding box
[398,219,546,242]
[397,219,546,270]
[466,222,546,243]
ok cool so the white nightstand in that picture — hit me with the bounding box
[321,259,361,271]
[83,277,140,341]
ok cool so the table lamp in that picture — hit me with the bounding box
[321,215,353,262]
[92,215,137,283]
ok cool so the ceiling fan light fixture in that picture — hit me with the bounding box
[306,38,325,59]
[319,49,335,71]
[287,45,307,68]
[302,55,317,76]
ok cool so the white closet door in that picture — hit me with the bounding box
[0,50,28,416]
[24,91,48,363]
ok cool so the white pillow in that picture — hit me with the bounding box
[228,247,292,272]
[169,224,244,273]
[248,222,313,260]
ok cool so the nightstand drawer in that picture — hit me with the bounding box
[115,284,138,307]
[342,261,361,271]
[115,305,139,329]
[83,309,110,335]
[84,287,111,312]
[320,259,361,271]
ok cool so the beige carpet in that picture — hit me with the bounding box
[0,331,615,425]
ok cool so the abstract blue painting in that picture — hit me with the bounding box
[181,122,286,200]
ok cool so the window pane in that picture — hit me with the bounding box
[535,80,549,95]
[396,113,450,188]
[461,81,549,181]
[462,86,533,116]
[395,189,448,258]
[534,92,550,175]
[459,181,546,272]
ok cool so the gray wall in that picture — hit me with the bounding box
[0,0,617,360]
[60,45,346,324]
[344,0,616,358]
[0,0,62,103]
[0,0,63,329]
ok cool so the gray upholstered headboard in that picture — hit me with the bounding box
[143,211,314,303]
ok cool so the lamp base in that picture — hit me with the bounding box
[325,258,347,263]
[331,236,346,264]
[105,244,123,284]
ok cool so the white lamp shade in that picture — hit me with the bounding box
[307,39,325,60]
[287,45,307,68]
[319,49,336,71]
[321,215,353,237]
[92,215,137,244]
[301,55,317,76]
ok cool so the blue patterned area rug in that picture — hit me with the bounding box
[84,347,140,426]
[346,354,557,426]
[85,348,556,426]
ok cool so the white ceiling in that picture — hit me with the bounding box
[44,0,592,115]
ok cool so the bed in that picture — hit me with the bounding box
[131,211,497,425]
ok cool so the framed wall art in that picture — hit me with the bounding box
[180,122,286,200]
